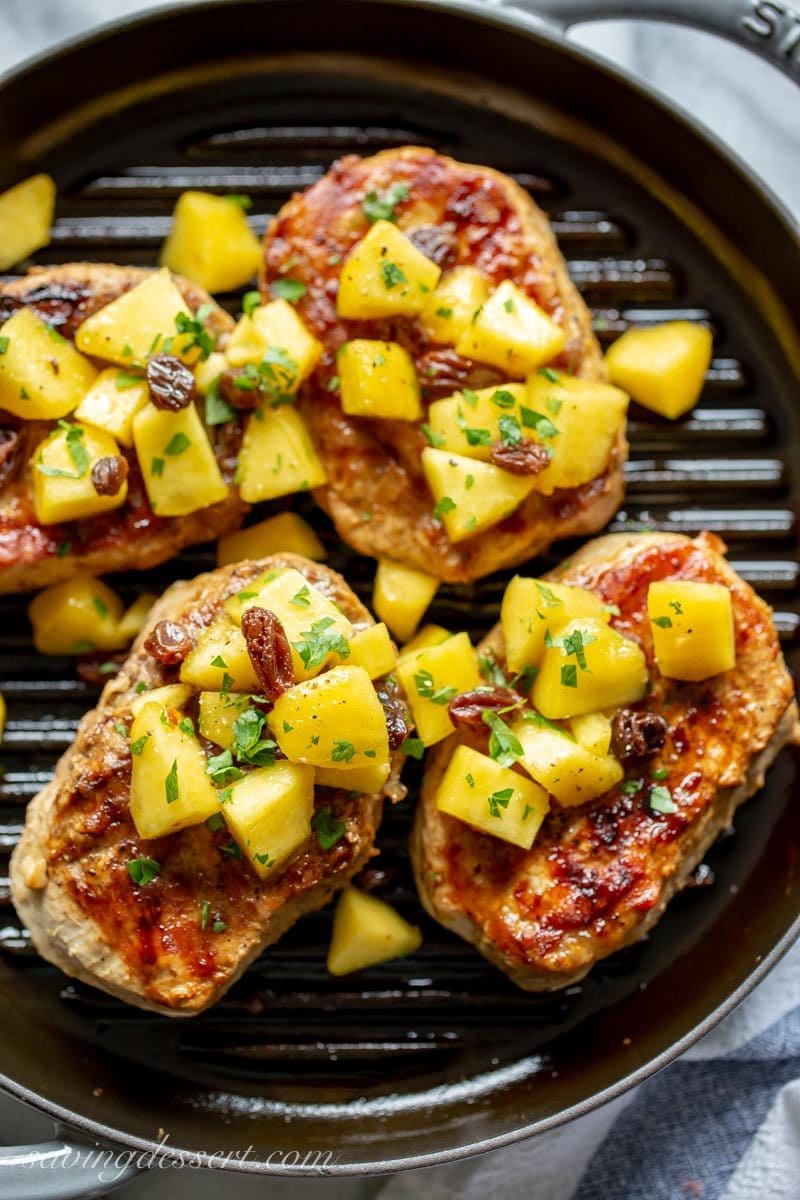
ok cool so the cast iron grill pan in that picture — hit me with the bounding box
[0,21,797,1171]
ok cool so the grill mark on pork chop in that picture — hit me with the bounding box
[412,532,798,989]
[262,147,623,583]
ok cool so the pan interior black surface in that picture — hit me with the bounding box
[0,0,798,1174]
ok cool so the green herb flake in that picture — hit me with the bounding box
[242,290,261,318]
[312,805,347,850]
[200,900,211,931]
[520,406,559,439]
[113,722,128,737]
[669,600,684,615]
[206,812,226,832]
[164,432,191,456]
[223,193,252,209]
[0,336,9,355]
[652,767,669,781]
[92,596,108,619]
[649,785,678,815]
[127,857,160,886]
[381,261,407,290]
[130,734,150,756]
[652,615,673,629]
[433,495,456,520]
[205,380,236,426]
[482,711,523,768]
[292,617,350,673]
[436,306,453,319]
[290,584,312,608]
[331,739,357,763]
[465,772,475,789]
[174,310,215,362]
[212,919,227,933]
[503,298,515,313]
[400,736,425,760]
[207,749,244,786]
[539,367,560,383]
[561,663,578,688]
[490,389,517,410]
[211,654,228,668]
[98,660,119,676]
[164,759,179,805]
[421,423,446,448]
[151,456,165,477]
[488,786,514,818]
[221,840,242,860]
[272,278,307,304]
[414,668,457,706]
[179,716,195,737]
[498,413,522,447]
[362,182,410,224]
[134,681,148,695]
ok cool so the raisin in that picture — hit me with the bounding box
[218,368,261,411]
[144,619,193,666]
[0,282,91,335]
[91,455,129,496]
[241,606,294,700]
[415,346,505,401]
[146,354,196,411]
[490,438,550,476]
[448,686,522,730]
[408,224,458,269]
[0,429,22,488]
[611,709,668,761]
[374,681,409,751]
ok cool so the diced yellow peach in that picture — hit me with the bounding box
[395,631,480,747]
[179,617,259,692]
[524,370,629,495]
[434,743,549,848]
[426,383,529,460]
[345,623,397,679]
[238,405,326,503]
[269,666,390,772]
[133,401,228,517]
[337,220,441,319]
[605,321,712,419]
[0,307,96,421]
[74,368,149,447]
[337,339,422,421]
[28,575,126,654]
[315,761,391,793]
[500,576,610,675]
[216,512,325,566]
[161,191,262,293]
[225,299,322,386]
[398,624,452,662]
[418,266,491,346]
[569,711,613,757]
[32,421,128,525]
[373,560,439,643]
[129,702,221,839]
[223,762,315,879]
[647,580,735,681]
[0,174,56,271]
[75,267,207,367]
[421,447,537,541]
[327,887,422,975]
[514,713,624,807]
[129,683,194,719]
[455,280,565,375]
[532,617,649,720]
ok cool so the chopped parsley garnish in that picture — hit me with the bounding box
[206,748,244,786]
[57,538,72,558]
[179,716,195,737]
[134,681,148,694]
[211,654,228,668]
[535,581,560,607]
[130,734,150,756]
[477,650,509,688]
[242,290,261,318]
[98,660,119,676]
[461,388,479,407]
[223,193,252,209]
[433,495,456,520]
[436,306,453,319]
[292,617,350,673]
[621,778,643,795]
[561,664,578,688]
[234,345,299,407]
[381,261,407,290]
[174,310,215,361]
[327,375,340,393]
[200,900,211,931]
[205,379,236,426]
[399,736,425,760]
[282,720,293,733]
[206,812,226,832]
[498,413,523,446]
[490,389,517,409]
[220,671,235,695]
[483,710,523,768]
[539,367,560,383]
[649,785,678,815]
[487,786,513,818]
[559,627,597,671]
[465,772,475,788]
[520,407,559,439]
[652,767,669,781]
[221,840,242,860]
[669,600,684,615]
[164,432,191,456]
[0,336,8,354]
[212,919,227,933]
[128,857,160,886]
[113,722,128,737]
[115,371,143,391]
[165,759,179,805]
[414,669,457,706]
[151,456,165,477]
[652,616,673,629]
[503,298,515,313]
[362,181,410,224]
[254,850,276,868]
[421,423,446,448]
[290,584,312,608]
[92,596,108,618]
[331,739,357,763]
[312,805,346,850]
[272,278,307,303]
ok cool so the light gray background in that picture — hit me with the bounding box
[0,2,797,1197]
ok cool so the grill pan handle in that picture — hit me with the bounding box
[0,1139,139,1199]
[492,0,800,82]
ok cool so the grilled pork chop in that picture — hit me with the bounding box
[11,554,404,1015]
[262,146,623,583]
[0,264,245,593]
[411,532,799,989]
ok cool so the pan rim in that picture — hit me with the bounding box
[1,0,799,1176]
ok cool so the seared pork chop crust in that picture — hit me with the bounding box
[411,532,799,989]
[11,554,403,1015]
[0,264,245,593]
[263,147,623,583]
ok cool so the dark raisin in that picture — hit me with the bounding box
[414,346,505,400]
[218,368,261,411]
[354,864,397,892]
[146,354,196,411]
[1,282,91,335]
[144,619,193,666]
[91,455,129,496]
[0,430,22,488]
[490,438,551,476]
[408,224,458,269]
[241,607,294,700]
[448,686,522,730]
[611,709,668,761]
